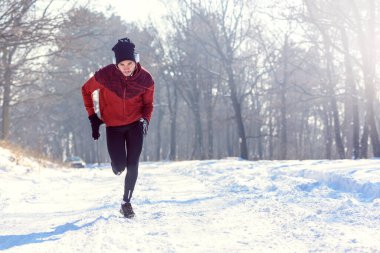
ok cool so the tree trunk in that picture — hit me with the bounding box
[169,89,178,160]
[191,106,205,160]
[1,48,15,140]
[364,0,380,157]
[1,81,11,140]
[341,28,360,159]
[169,115,177,160]
[226,67,248,160]
[360,124,369,158]
[331,96,346,158]
[155,104,164,161]
[350,0,380,157]
[206,103,213,159]
[254,98,263,160]
[322,35,345,159]
[268,96,274,160]
[167,78,178,161]
[226,120,233,157]
[321,106,332,159]
[279,35,289,160]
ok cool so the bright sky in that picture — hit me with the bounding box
[94,0,168,24]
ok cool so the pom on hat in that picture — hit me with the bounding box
[112,37,136,64]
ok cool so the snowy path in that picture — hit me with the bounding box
[1,155,380,252]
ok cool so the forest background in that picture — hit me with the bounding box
[1,0,380,163]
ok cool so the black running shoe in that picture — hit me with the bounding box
[111,163,125,176]
[120,202,135,218]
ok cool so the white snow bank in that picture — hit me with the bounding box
[275,159,380,201]
[1,147,380,253]
[0,146,60,173]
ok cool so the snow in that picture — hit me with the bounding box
[1,147,380,253]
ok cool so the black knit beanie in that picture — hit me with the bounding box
[112,37,136,64]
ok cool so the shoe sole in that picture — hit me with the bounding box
[112,168,125,176]
[120,209,135,218]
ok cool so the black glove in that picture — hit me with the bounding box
[140,118,149,136]
[88,114,104,140]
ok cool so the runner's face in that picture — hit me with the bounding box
[117,60,136,77]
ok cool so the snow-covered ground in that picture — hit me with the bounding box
[1,146,380,253]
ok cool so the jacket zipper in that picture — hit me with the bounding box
[123,84,127,121]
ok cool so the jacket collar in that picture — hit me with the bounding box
[114,63,142,81]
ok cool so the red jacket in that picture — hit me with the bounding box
[82,63,154,127]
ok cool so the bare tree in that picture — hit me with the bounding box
[303,0,346,158]
[348,0,380,157]
[176,0,258,159]
[302,0,380,158]
[0,0,65,139]
[340,27,360,159]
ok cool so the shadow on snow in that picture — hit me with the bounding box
[0,215,113,250]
